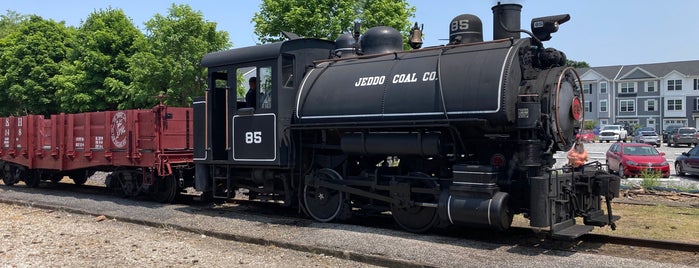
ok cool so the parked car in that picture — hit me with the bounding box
[631,126,655,137]
[662,125,683,142]
[598,125,628,143]
[674,146,699,176]
[666,127,698,147]
[605,142,670,178]
[632,131,661,147]
[576,129,595,143]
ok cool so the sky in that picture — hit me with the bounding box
[1,0,698,67]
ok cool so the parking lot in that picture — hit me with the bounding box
[553,140,699,190]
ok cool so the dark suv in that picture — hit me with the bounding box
[662,125,683,142]
[667,127,698,147]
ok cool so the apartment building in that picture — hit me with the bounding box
[578,60,699,132]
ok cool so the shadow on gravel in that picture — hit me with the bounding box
[173,198,600,257]
[0,181,172,210]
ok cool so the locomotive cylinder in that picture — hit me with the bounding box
[439,190,511,231]
[340,133,441,156]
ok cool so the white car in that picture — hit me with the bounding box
[598,125,628,143]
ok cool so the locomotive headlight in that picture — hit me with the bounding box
[571,96,583,121]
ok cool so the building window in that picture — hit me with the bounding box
[601,119,608,125]
[585,101,592,112]
[617,119,638,125]
[620,82,635,93]
[694,78,699,90]
[646,81,656,92]
[664,119,687,127]
[620,100,635,112]
[668,79,683,91]
[583,84,591,95]
[694,99,699,111]
[599,82,607,94]
[648,119,655,127]
[600,100,607,112]
[645,99,656,111]
[667,99,683,111]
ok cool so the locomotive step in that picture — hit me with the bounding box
[551,224,594,240]
[584,214,621,227]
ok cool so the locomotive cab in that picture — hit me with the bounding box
[198,39,334,166]
[196,39,335,199]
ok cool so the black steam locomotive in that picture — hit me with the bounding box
[195,3,620,239]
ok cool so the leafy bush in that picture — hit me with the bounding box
[639,169,662,188]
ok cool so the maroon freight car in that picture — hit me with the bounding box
[0,103,194,203]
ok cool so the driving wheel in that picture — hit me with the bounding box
[151,175,178,203]
[303,168,346,222]
[390,172,439,233]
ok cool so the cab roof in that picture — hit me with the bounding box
[201,38,335,68]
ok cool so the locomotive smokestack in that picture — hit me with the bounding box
[492,2,522,40]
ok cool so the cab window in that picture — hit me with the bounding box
[282,54,295,88]
[235,65,272,111]
[259,66,272,109]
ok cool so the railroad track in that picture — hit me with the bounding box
[581,233,699,252]
[1,182,698,266]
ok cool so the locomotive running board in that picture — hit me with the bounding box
[551,219,593,240]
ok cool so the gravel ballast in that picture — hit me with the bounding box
[0,184,693,267]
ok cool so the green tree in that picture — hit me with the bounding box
[0,15,75,115]
[127,4,230,108]
[567,59,590,68]
[583,120,597,130]
[0,10,28,38]
[54,8,143,113]
[252,0,415,45]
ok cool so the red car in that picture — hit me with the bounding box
[605,142,670,178]
[576,129,595,143]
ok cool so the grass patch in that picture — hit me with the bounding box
[592,203,699,243]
